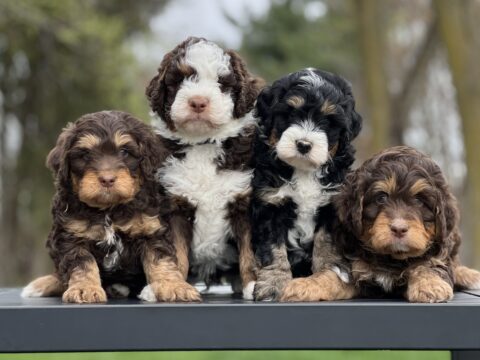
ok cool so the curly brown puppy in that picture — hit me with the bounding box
[22,111,200,303]
[333,146,480,303]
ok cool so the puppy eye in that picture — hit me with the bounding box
[119,148,130,158]
[376,192,388,204]
[413,196,424,206]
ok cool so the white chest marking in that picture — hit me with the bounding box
[266,170,335,249]
[158,144,252,267]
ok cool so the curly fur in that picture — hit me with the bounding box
[333,146,480,302]
[251,68,362,301]
[22,111,193,302]
[145,37,262,296]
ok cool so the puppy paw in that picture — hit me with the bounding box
[454,266,480,290]
[280,278,321,302]
[407,276,453,303]
[242,281,256,300]
[22,274,65,298]
[140,280,201,302]
[62,284,107,303]
[253,280,283,301]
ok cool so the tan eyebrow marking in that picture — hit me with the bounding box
[286,96,305,108]
[113,132,134,148]
[76,134,101,149]
[373,176,397,194]
[321,100,336,115]
[410,179,431,196]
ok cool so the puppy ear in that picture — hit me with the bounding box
[46,122,76,184]
[226,50,264,119]
[135,122,168,182]
[334,169,364,236]
[146,52,173,119]
[434,180,460,243]
[336,76,363,141]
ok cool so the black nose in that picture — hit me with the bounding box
[296,140,312,154]
[99,174,117,188]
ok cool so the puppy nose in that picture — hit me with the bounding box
[99,174,117,188]
[296,140,312,154]
[188,96,209,113]
[390,219,409,237]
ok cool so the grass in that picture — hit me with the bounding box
[0,351,449,360]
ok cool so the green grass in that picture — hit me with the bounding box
[0,351,449,360]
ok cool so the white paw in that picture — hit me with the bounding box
[332,266,350,283]
[242,281,256,300]
[21,283,44,298]
[107,283,130,298]
[138,285,156,302]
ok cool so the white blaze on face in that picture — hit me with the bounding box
[276,120,329,171]
[170,40,235,135]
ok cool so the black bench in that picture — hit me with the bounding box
[1,288,479,359]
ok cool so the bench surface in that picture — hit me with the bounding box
[1,287,480,353]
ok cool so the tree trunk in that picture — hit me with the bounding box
[434,0,480,267]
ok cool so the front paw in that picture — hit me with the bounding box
[242,281,256,300]
[139,280,201,302]
[280,278,321,302]
[407,276,453,303]
[62,284,107,303]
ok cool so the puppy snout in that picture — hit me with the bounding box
[390,219,409,237]
[98,173,117,188]
[296,140,312,154]
[188,96,209,113]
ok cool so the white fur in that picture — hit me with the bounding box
[242,281,256,300]
[276,120,329,171]
[166,40,237,141]
[152,111,256,145]
[332,266,350,284]
[107,283,130,298]
[138,285,156,302]
[21,283,44,298]
[300,69,325,89]
[374,273,395,293]
[157,143,253,274]
[262,170,336,250]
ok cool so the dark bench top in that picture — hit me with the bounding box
[1,287,480,353]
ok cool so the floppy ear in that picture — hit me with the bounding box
[254,85,278,135]
[146,51,174,120]
[134,122,168,182]
[434,180,460,244]
[334,169,364,236]
[336,76,363,141]
[46,122,76,186]
[226,50,264,119]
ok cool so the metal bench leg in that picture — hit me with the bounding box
[451,351,480,360]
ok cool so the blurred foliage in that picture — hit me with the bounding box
[239,0,359,82]
[0,0,168,284]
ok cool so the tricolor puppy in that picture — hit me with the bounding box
[251,69,362,301]
[22,111,200,303]
[333,146,480,302]
[143,37,263,300]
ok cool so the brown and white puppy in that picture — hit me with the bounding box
[141,37,263,300]
[22,111,200,303]
[332,146,480,303]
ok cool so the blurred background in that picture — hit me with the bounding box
[0,0,479,286]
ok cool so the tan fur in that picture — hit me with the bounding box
[409,179,431,196]
[321,100,336,115]
[286,95,305,108]
[64,220,105,240]
[373,177,397,194]
[143,248,200,302]
[62,260,107,303]
[365,212,430,259]
[280,270,357,302]
[76,134,101,149]
[24,274,65,297]
[77,169,139,208]
[268,129,278,147]
[407,266,453,303]
[254,245,292,300]
[238,228,257,288]
[177,61,195,77]
[454,265,480,289]
[115,214,163,237]
[113,132,134,148]
[329,142,339,158]
[171,216,190,279]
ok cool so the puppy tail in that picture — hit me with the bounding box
[454,265,480,290]
[21,274,65,298]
